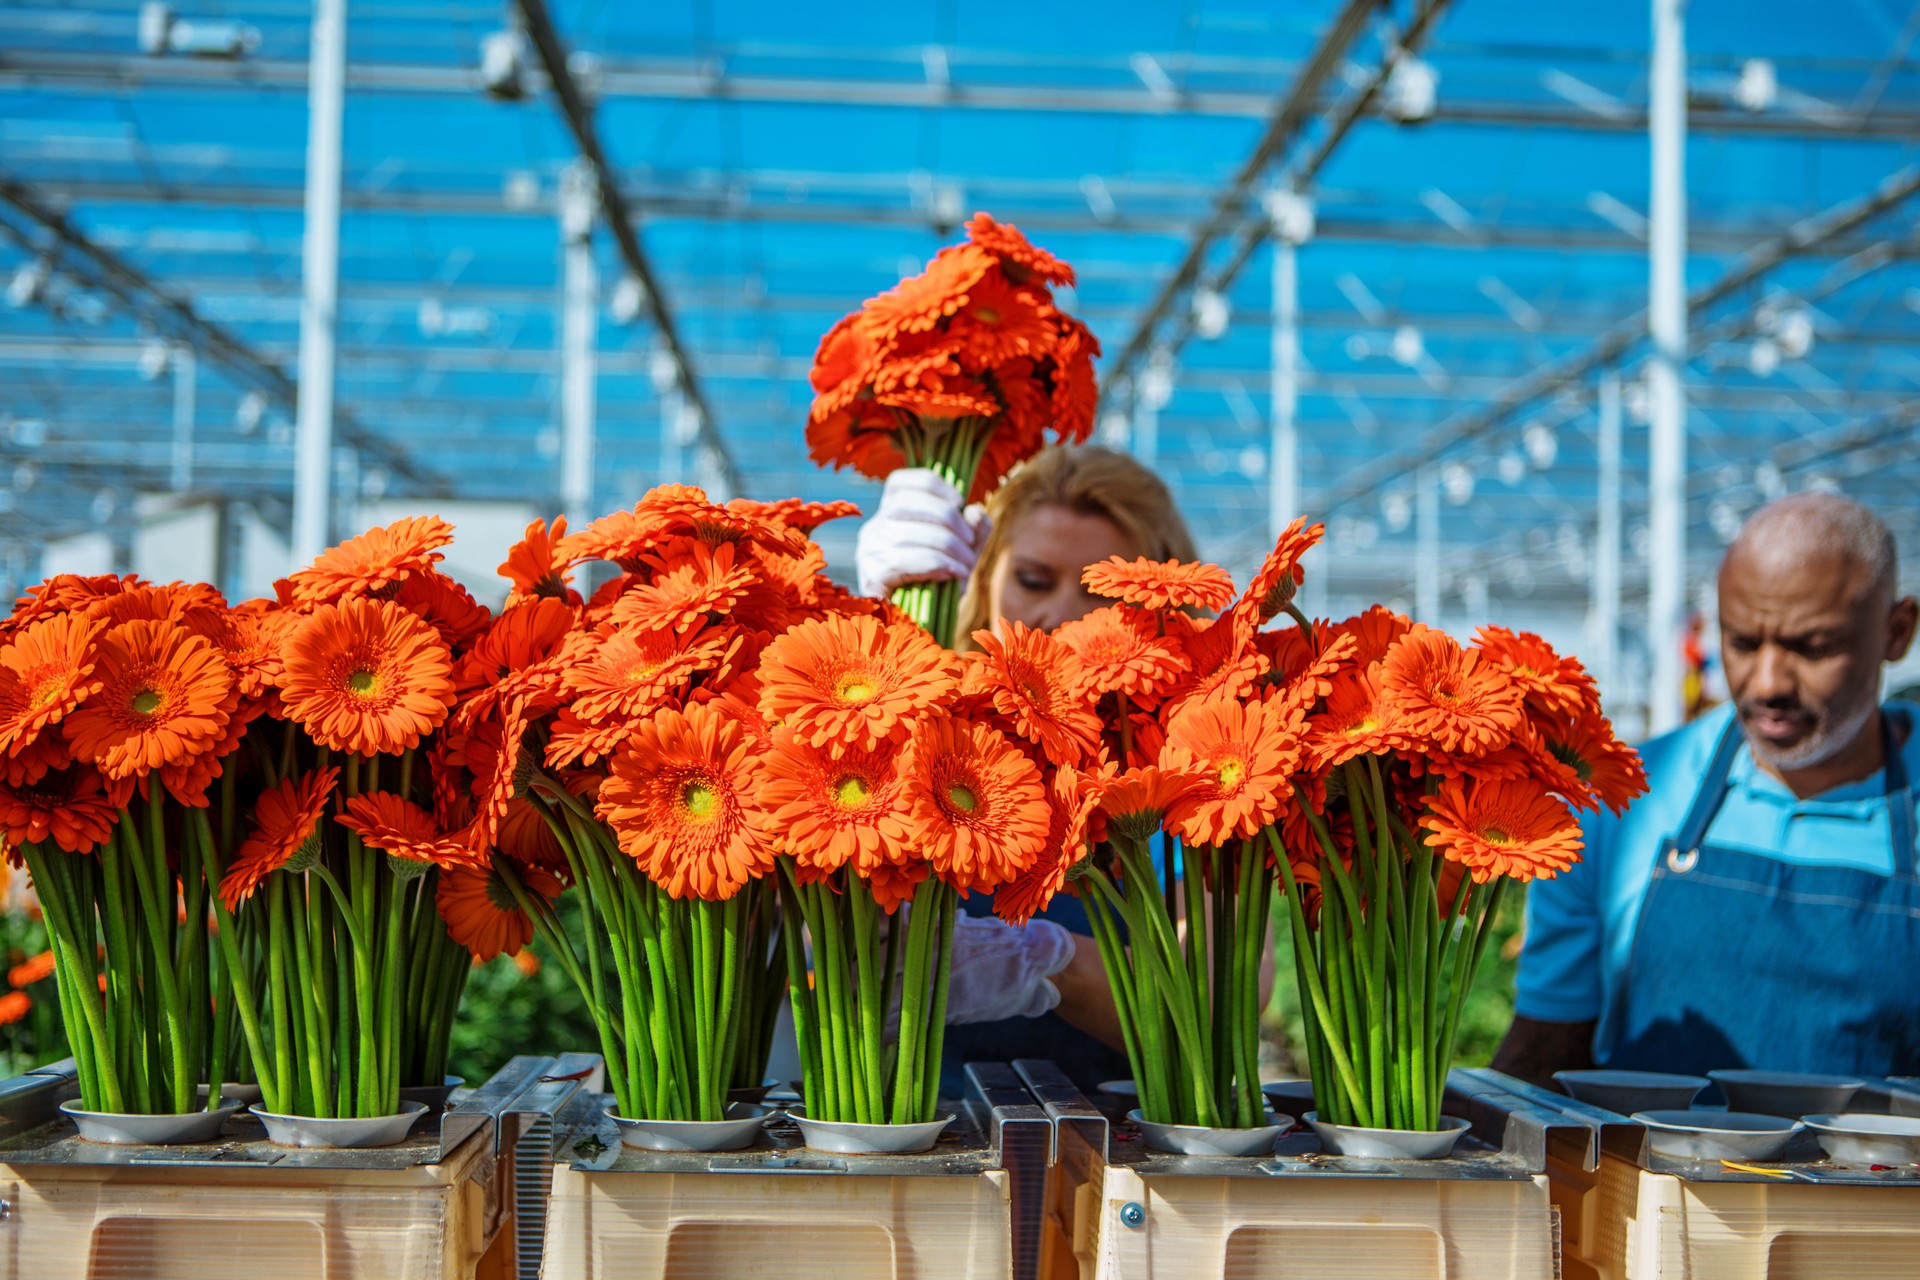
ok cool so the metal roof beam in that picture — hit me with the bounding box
[0,177,450,496]
[6,48,1920,139]
[1315,162,1920,514]
[1102,0,1450,398]
[510,0,739,496]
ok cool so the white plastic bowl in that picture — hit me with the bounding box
[1128,1109,1292,1157]
[1803,1113,1920,1166]
[608,1102,768,1152]
[1633,1109,1801,1160]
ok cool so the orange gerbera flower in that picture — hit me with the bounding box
[500,515,577,604]
[728,497,863,534]
[996,763,1101,925]
[395,570,492,652]
[0,611,103,755]
[4,730,69,789]
[0,991,29,1025]
[560,626,732,722]
[965,212,1076,286]
[757,613,961,752]
[1473,626,1601,716]
[1327,605,1426,670]
[970,622,1101,768]
[1054,605,1191,703]
[635,484,808,556]
[206,605,283,699]
[1161,692,1304,846]
[1532,708,1649,816]
[1377,630,1524,756]
[755,731,914,876]
[454,596,575,700]
[597,703,770,901]
[1420,776,1584,884]
[1097,763,1202,845]
[438,859,562,962]
[63,621,235,779]
[0,764,118,853]
[1307,667,1409,769]
[288,514,454,606]
[864,860,930,913]
[8,950,54,987]
[280,597,455,756]
[903,716,1049,894]
[863,243,997,341]
[611,540,757,635]
[1162,612,1265,717]
[1232,518,1325,627]
[945,271,1059,367]
[220,766,338,910]
[338,792,477,871]
[1081,557,1235,613]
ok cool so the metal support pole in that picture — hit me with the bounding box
[1591,371,1623,699]
[1416,465,1440,626]
[169,343,195,492]
[1647,0,1688,733]
[291,0,346,563]
[558,161,597,527]
[1269,236,1299,541]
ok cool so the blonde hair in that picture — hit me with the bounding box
[954,445,1197,646]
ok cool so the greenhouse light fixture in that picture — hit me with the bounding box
[138,3,259,59]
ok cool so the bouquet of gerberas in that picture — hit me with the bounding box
[0,572,260,1118]
[1272,606,1647,1137]
[452,488,856,1125]
[208,517,502,1122]
[458,485,1069,1135]
[0,526,496,1127]
[992,520,1649,1141]
[807,213,1098,646]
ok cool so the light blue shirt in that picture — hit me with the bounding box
[1515,700,1920,1060]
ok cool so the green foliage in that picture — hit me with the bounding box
[1265,885,1524,1075]
[0,909,70,1080]
[446,894,599,1087]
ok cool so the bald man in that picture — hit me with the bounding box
[1494,493,1920,1084]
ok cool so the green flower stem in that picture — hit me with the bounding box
[809,880,860,1122]
[1235,842,1265,1128]
[1269,830,1366,1124]
[378,867,408,1113]
[1081,876,1157,1118]
[120,800,193,1115]
[193,813,278,1115]
[24,844,123,1112]
[775,861,823,1113]
[715,893,743,1109]
[283,875,327,1116]
[309,877,337,1106]
[96,826,144,1106]
[1439,877,1505,1096]
[918,882,956,1124]
[848,880,887,1124]
[888,882,938,1125]
[266,874,297,1114]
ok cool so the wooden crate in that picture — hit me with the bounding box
[1017,1063,1559,1280]
[536,1064,1051,1280]
[0,1055,598,1280]
[1551,1151,1920,1280]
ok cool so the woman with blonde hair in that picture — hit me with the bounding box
[855,445,1201,1090]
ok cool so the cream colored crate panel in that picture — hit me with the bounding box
[540,1162,1012,1280]
[1555,1153,1920,1280]
[1085,1164,1556,1280]
[0,1137,498,1280]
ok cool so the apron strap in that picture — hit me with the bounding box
[1668,716,1746,857]
[1884,708,1916,876]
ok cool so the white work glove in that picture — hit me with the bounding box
[942,914,1077,1025]
[855,467,990,600]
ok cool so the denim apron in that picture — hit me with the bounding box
[1606,711,1920,1075]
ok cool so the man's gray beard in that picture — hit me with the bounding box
[1745,692,1880,772]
